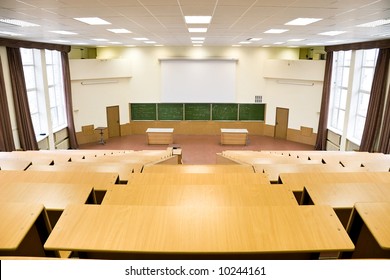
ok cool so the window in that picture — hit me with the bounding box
[20,48,67,139]
[328,48,378,146]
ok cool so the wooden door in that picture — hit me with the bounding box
[275,107,289,139]
[106,105,121,138]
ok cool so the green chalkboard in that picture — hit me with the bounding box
[239,104,265,121]
[212,104,238,120]
[184,103,211,120]
[158,103,184,120]
[130,103,157,120]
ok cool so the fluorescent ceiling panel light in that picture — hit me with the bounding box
[288,38,304,42]
[133,37,149,40]
[188,28,207,33]
[285,18,322,26]
[192,41,204,44]
[0,19,39,27]
[145,41,156,44]
[249,38,262,41]
[307,42,323,46]
[50,30,77,35]
[193,44,203,47]
[239,41,251,44]
[52,39,70,43]
[109,42,122,44]
[185,16,212,24]
[107,28,132,34]
[191,37,205,40]
[319,31,346,36]
[92,38,109,41]
[74,17,111,25]
[264,29,288,34]
[0,31,22,36]
[273,42,285,45]
[357,19,390,27]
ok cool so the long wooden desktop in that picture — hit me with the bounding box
[341,202,390,259]
[44,204,353,259]
[0,203,54,258]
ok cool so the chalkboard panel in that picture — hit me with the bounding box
[212,104,238,120]
[185,103,211,120]
[239,104,265,121]
[130,103,157,120]
[158,103,184,120]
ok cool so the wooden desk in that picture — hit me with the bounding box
[279,172,390,186]
[127,173,270,185]
[220,128,248,145]
[0,170,119,192]
[341,202,390,259]
[0,182,96,226]
[0,203,54,257]
[44,204,353,259]
[146,128,174,145]
[27,162,135,182]
[142,164,254,173]
[0,159,32,170]
[301,182,390,228]
[102,185,297,206]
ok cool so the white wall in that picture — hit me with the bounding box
[70,46,324,132]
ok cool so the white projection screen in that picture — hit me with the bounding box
[160,59,237,103]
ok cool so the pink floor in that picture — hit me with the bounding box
[79,134,315,164]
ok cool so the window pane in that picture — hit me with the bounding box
[353,116,366,140]
[23,66,36,89]
[360,67,375,92]
[363,49,378,67]
[342,67,350,87]
[337,110,345,131]
[357,93,370,116]
[51,107,58,128]
[27,90,39,114]
[30,113,41,135]
[49,87,56,107]
[45,50,53,64]
[340,89,348,110]
[20,48,34,64]
[46,65,54,85]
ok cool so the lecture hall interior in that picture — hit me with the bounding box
[0,0,390,262]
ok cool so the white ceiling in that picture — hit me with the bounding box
[0,0,389,47]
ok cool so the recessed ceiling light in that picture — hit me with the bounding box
[50,31,78,35]
[249,38,262,41]
[185,16,212,24]
[273,42,285,45]
[133,37,149,41]
[109,42,122,45]
[264,29,289,34]
[107,29,132,34]
[192,41,204,44]
[307,42,323,46]
[92,38,109,41]
[74,17,111,25]
[0,19,39,27]
[357,19,390,27]
[0,31,22,36]
[191,37,205,40]
[145,41,156,44]
[52,39,70,43]
[319,31,346,36]
[285,18,322,26]
[188,28,207,33]
[239,41,251,44]
[288,39,305,42]
[193,44,203,47]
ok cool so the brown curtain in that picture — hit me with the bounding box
[359,48,390,152]
[378,84,390,154]
[6,47,38,151]
[61,51,78,149]
[315,52,333,150]
[0,56,16,151]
